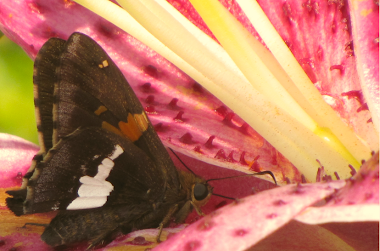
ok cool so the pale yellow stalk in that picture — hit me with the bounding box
[235,0,373,164]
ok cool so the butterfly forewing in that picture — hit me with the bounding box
[55,33,180,187]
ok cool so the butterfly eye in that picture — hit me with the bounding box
[193,183,209,201]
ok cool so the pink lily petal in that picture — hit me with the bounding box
[0,133,38,188]
[347,0,379,128]
[154,180,346,251]
[296,152,379,224]
[0,0,378,250]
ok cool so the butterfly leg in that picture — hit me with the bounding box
[190,201,205,216]
[156,204,179,243]
[23,223,49,228]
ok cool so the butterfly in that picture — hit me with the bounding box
[6,32,214,248]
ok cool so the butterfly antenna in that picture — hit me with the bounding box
[168,148,196,175]
[212,193,236,201]
[207,171,277,185]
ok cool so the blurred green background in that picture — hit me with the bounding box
[0,33,38,144]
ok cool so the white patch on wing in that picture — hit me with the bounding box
[66,197,108,210]
[109,145,123,160]
[66,144,124,210]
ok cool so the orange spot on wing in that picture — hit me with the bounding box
[119,113,143,142]
[102,122,123,137]
[94,106,108,116]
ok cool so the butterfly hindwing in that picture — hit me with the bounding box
[5,38,67,214]
[33,37,66,152]
[22,127,165,214]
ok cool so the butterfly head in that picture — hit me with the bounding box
[191,180,213,209]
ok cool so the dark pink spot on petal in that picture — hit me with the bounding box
[145,95,155,104]
[168,98,179,109]
[223,112,234,124]
[233,228,249,237]
[303,0,320,14]
[299,58,315,69]
[184,240,202,251]
[193,146,203,153]
[140,83,155,93]
[215,149,227,160]
[273,199,287,206]
[192,83,203,93]
[344,41,354,57]
[145,106,157,114]
[0,240,5,247]
[330,64,344,73]
[38,26,62,39]
[331,20,337,33]
[334,172,340,180]
[143,65,158,78]
[266,213,278,219]
[293,183,305,194]
[126,236,151,245]
[316,46,324,61]
[154,123,164,132]
[282,2,293,21]
[341,90,364,104]
[239,151,248,166]
[367,118,373,123]
[197,219,215,231]
[303,0,313,12]
[313,1,320,14]
[269,153,278,165]
[204,135,216,149]
[365,193,373,200]
[215,106,228,117]
[180,133,196,144]
[357,103,369,112]
[28,2,46,14]
[97,22,121,38]
[227,151,236,163]
[249,155,260,172]
[301,174,307,183]
[239,123,250,135]
[174,111,185,122]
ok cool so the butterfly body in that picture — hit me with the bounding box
[6,33,212,247]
